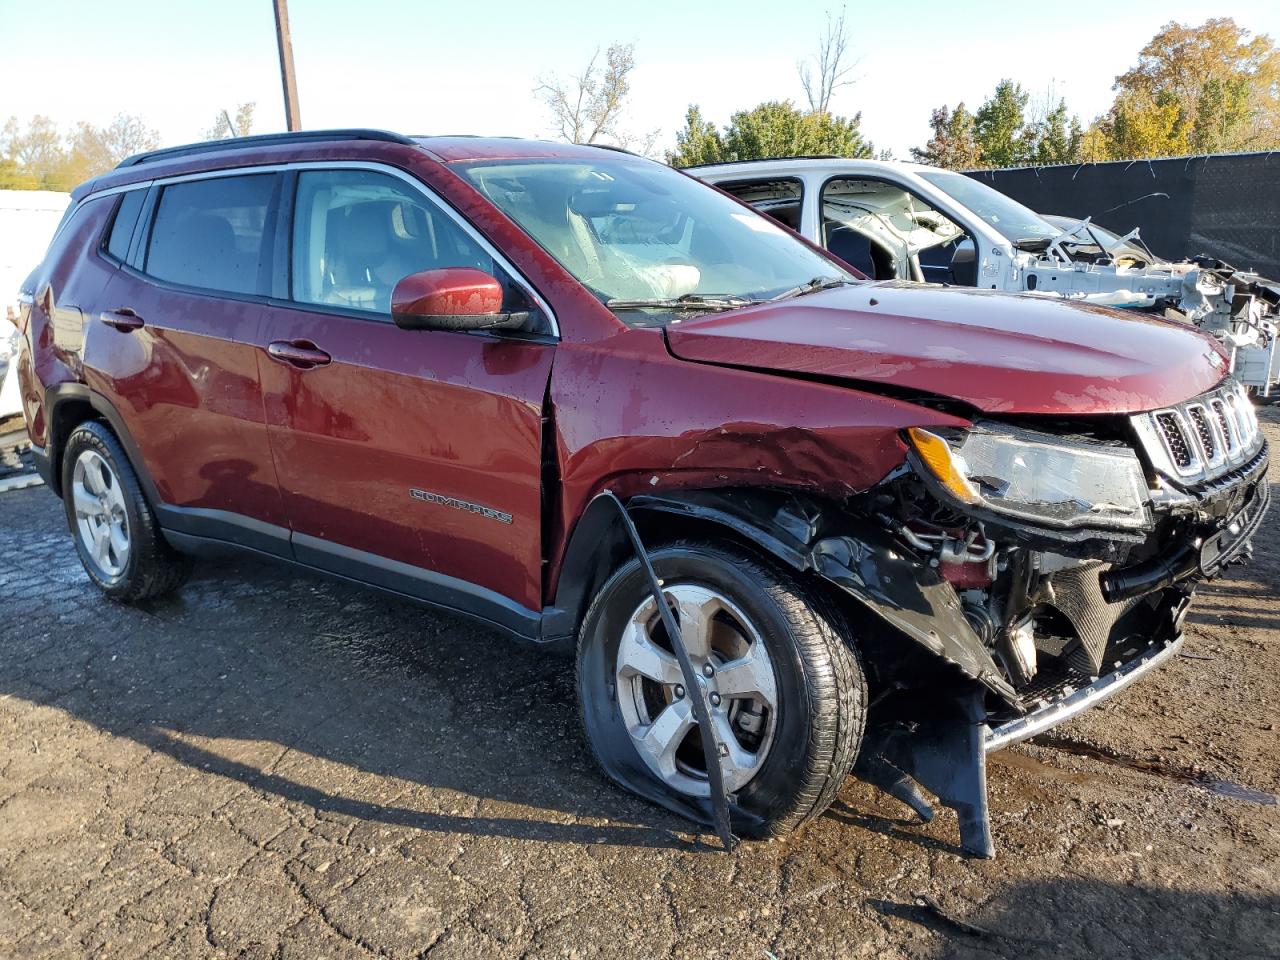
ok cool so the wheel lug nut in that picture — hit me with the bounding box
[702,663,714,677]
[673,685,685,699]
[709,692,722,707]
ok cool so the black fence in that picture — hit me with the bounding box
[966,152,1280,279]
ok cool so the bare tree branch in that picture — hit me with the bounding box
[535,43,638,144]
[799,8,859,114]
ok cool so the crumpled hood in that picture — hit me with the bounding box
[665,282,1228,415]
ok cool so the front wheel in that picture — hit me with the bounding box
[576,540,866,838]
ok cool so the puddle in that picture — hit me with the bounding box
[1203,780,1278,805]
[1023,734,1279,806]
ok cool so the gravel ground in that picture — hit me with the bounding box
[1,407,1277,960]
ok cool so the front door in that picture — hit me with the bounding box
[257,166,555,629]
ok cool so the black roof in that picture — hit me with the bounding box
[116,128,417,169]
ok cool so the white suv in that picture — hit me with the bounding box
[693,158,1280,396]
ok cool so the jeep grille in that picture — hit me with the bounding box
[1134,378,1262,485]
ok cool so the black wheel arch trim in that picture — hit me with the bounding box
[43,382,160,503]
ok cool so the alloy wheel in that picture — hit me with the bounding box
[71,450,131,578]
[615,583,779,796]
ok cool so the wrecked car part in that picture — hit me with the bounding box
[601,491,736,850]
[1101,479,1269,602]
[856,683,995,858]
[985,629,1185,752]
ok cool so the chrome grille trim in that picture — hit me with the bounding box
[1133,378,1263,485]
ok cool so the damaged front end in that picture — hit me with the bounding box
[1017,223,1280,396]
[811,377,1267,856]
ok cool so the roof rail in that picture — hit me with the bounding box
[116,128,417,169]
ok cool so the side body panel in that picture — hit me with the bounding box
[88,262,287,535]
[19,195,119,450]
[257,306,555,612]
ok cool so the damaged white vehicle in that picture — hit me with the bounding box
[692,159,1280,397]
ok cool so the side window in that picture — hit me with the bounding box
[104,190,145,262]
[144,174,278,296]
[716,178,804,231]
[291,168,543,330]
[820,178,970,284]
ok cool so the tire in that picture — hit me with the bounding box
[60,420,191,602]
[576,539,866,838]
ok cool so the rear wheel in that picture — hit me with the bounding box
[61,421,191,602]
[577,540,866,838]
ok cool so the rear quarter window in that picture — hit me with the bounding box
[103,190,146,262]
[144,175,278,296]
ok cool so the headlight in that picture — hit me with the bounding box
[907,424,1151,531]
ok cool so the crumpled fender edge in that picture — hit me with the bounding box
[624,489,1019,705]
[810,533,1019,705]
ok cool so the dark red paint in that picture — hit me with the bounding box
[24,134,1229,619]
[391,267,503,322]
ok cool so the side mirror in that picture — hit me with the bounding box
[391,268,528,332]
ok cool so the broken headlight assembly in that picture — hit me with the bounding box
[906,424,1152,532]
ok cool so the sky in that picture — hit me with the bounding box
[3,0,1280,159]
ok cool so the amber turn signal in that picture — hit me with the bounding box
[906,428,980,504]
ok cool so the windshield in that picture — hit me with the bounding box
[456,157,855,320]
[918,171,1059,243]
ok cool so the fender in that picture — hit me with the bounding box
[546,487,1018,704]
[41,382,160,503]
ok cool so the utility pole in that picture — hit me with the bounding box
[272,0,302,131]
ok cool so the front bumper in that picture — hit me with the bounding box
[986,631,1183,751]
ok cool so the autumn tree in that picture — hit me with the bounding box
[1084,18,1280,159]
[205,103,256,140]
[535,43,655,149]
[910,104,983,168]
[1115,18,1280,153]
[667,100,873,167]
[799,7,858,114]
[0,115,64,186]
[0,114,158,190]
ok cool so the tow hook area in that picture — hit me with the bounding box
[855,684,995,858]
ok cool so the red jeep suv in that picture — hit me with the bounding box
[13,130,1268,856]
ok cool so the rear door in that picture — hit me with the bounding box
[89,172,289,552]
[256,165,556,628]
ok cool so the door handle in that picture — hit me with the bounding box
[100,308,144,332]
[267,340,332,369]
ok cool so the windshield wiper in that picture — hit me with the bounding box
[768,276,856,302]
[605,293,758,311]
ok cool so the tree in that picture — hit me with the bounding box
[535,43,639,145]
[799,7,857,114]
[667,106,724,167]
[667,101,873,167]
[974,80,1031,167]
[910,103,983,169]
[1025,98,1084,165]
[1,115,65,186]
[205,103,256,141]
[1092,91,1186,161]
[1,113,158,190]
[0,157,38,190]
[1112,18,1280,153]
